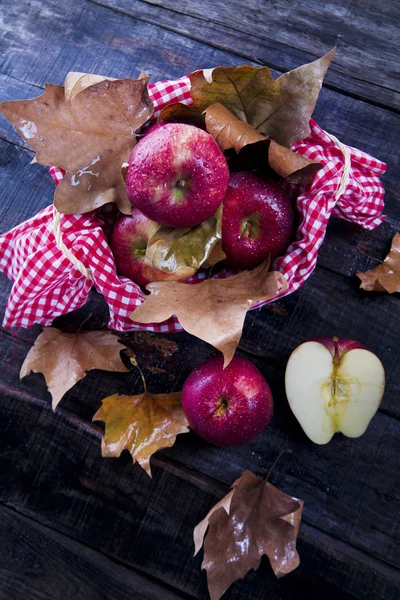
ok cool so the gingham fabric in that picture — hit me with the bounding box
[0,75,386,331]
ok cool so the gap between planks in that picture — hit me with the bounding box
[2,323,400,425]
[0,376,398,573]
[0,502,196,600]
[85,0,400,114]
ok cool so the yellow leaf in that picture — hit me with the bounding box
[93,392,189,476]
[145,207,224,274]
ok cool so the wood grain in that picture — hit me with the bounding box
[0,269,399,567]
[1,0,399,276]
[0,505,189,600]
[0,382,399,600]
[89,0,400,109]
[1,1,399,598]
[1,100,399,280]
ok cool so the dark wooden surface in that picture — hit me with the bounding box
[1,1,399,599]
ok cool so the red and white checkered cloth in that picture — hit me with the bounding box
[0,75,386,332]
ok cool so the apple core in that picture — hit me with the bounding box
[285,338,385,444]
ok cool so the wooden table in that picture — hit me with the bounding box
[1,1,399,598]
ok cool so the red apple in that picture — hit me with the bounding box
[221,172,294,269]
[110,210,194,287]
[285,336,385,444]
[181,355,273,446]
[126,123,230,228]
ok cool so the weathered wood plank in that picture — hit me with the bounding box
[1,246,399,418]
[1,103,399,286]
[0,504,190,600]
[0,140,51,235]
[1,3,399,598]
[0,261,399,566]
[0,382,399,600]
[88,0,400,109]
[1,0,398,110]
[0,0,399,280]
[0,0,241,89]
[1,127,399,568]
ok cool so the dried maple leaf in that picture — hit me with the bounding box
[190,49,335,147]
[357,233,400,293]
[204,103,322,183]
[20,328,128,410]
[158,102,206,129]
[131,260,287,367]
[204,102,266,150]
[194,469,303,600]
[64,72,117,101]
[0,74,154,215]
[93,391,189,476]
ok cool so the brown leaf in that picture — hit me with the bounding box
[131,260,287,367]
[20,328,128,410]
[268,139,322,183]
[93,391,189,476]
[158,102,206,129]
[357,233,400,293]
[194,489,235,556]
[194,470,303,600]
[190,49,335,147]
[0,74,154,215]
[204,103,266,150]
[145,207,223,274]
[64,72,117,101]
[204,103,321,182]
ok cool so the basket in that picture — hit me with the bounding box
[0,74,386,331]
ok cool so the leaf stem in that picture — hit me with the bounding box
[130,354,147,393]
[264,448,292,481]
[77,312,93,333]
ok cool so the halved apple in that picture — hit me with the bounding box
[285,337,385,444]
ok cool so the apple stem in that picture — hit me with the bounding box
[215,397,228,418]
[264,449,292,481]
[176,179,187,190]
[243,221,255,239]
[333,336,340,366]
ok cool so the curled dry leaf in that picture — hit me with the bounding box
[93,391,189,476]
[202,239,226,269]
[64,72,117,101]
[204,103,266,150]
[20,328,128,410]
[194,470,303,600]
[204,103,322,183]
[131,260,287,367]
[0,74,154,215]
[190,49,335,147]
[145,207,224,274]
[357,232,400,293]
[158,102,206,129]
